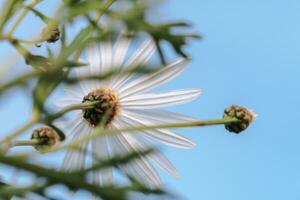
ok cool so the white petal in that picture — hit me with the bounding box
[123,109,197,124]
[118,58,189,99]
[74,59,96,94]
[110,39,156,90]
[54,96,81,108]
[121,89,201,109]
[92,136,113,185]
[86,45,101,74]
[99,41,113,74]
[112,35,131,68]
[111,122,162,188]
[124,39,155,68]
[63,85,85,99]
[61,121,91,172]
[116,125,178,177]
[109,135,145,181]
[120,113,196,149]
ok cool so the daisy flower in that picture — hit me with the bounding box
[56,36,201,188]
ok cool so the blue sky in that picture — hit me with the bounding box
[1,0,300,199]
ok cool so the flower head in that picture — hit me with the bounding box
[82,88,120,127]
[57,36,201,188]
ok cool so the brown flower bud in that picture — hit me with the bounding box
[223,105,256,134]
[31,127,59,152]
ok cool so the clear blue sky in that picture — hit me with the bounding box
[1,0,300,199]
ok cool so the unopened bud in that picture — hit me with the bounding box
[41,26,60,43]
[223,105,256,134]
[31,127,59,152]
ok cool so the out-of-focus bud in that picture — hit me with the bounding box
[31,127,59,152]
[41,25,60,43]
[223,105,256,134]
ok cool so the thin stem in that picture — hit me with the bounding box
[71,0,117,60]
[44,101,99,123]
[94,0,116,22]
[0,71,40,93]
[66,117,240,149]
[12,139,40,147]
[0,115,40,146]
[0,102,97,150]
[7,0,41,36]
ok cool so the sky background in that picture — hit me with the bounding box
[1,0,300,200]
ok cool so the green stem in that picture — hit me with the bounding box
[0,71,40,93]
[7,0,41,36]
[67,117,240,149]
[72,0,116,60]
[44,101,99,123]
[94,0,116,22]
[0,115,40,145]
[0,154,129,199]
[0,102,98,150]
[12,139,40,147]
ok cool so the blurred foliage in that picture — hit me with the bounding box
[0,0,199,199]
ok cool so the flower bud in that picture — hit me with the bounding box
[223,105,256,134]
[41,26,60,43]
[31,127,59,152]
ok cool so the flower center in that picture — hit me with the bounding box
[82,88,120,127]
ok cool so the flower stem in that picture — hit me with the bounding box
[0,115,40,146]
[94,0,116,22]
[7,0,41,36]
[67,117,240,149]
[12,139,40,147]
[44,101,100,123]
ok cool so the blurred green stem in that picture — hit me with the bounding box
[95,0,116,22]
[0,102,98,147]
[0,71,40,93]
[0,114,40,146]
[7,0,41,36]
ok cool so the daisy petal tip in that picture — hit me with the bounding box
[193,89,203,96]
[184,140,197,149]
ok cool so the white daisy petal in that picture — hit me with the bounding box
[121,89,201,109]
[123,109,197,124]
[54,96,81,108]
[61,121,91,171]
[100,42,113,73]
[112,36,131,68]
[86,45,101,74]
[75,68,95,94]
[92,136,113,185]
[124,39,156,68]
[120,113,196,149]
[118,58,189,99]
[115,123,178,177]
[109,135,146,182]
[111,39,156,90]
[63,85,85,99]
[112,121,162,188]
